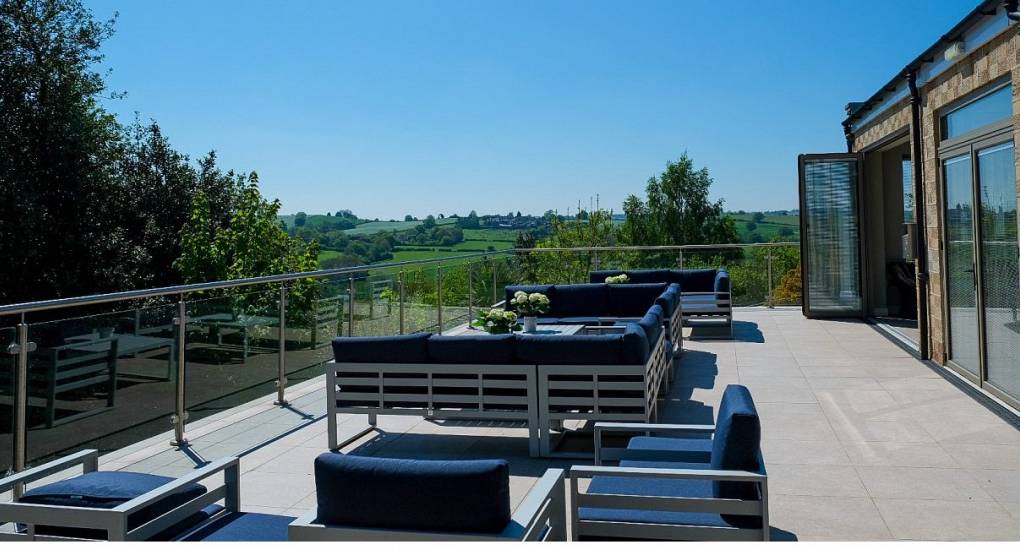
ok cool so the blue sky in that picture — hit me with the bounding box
[88,0,973,219]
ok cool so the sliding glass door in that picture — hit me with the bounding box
[977,142,1020,397]
[943,154,981,376]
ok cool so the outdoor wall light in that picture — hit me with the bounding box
[944,40,965,61]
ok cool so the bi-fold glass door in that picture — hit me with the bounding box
[798,154,864,318]
[942,136,1020,400]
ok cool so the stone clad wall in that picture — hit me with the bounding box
[917,29,1019,365]
[853,102,911,152]
[847,27,1020,366]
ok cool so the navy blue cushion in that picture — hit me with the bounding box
[515,333,622,364]
[679,269,719,292]
[428,334,515,364]
[620,324,650,365]
[711,385,762,526]
[607,284,669,317]
[504,285,556,312]
[332,333,431,363]
[549,284,608,317]
[715,270,731,300]
[181,512,295,541]
[20,471,207,537]
[655,284,681,317]
[637,305,664,348]
[625,436,713,463]
[580,462,734,530]
[588,270,615,284]
[314,453,510,534]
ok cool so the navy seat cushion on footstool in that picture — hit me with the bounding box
[515,333,622,365]
[314,453,511,534]
[680,269,719,292]
[428,334,515,364]
[19,471,207,538]
[180,511,295,541]
[332,332,431,363]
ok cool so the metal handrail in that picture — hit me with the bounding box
[0,240,799,480]
[0,242,797,318]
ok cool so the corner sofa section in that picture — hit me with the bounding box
[329,315,667,457]
[590,268,732,335]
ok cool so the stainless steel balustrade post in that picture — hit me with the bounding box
[398,271,406,335]
[347,278,355,337]
[171,296,188,447]
[9,320,34,498]
[275,285,288,405]
[467,263,474,324]
[767,247,774,308]
[491,258,498,306]
[436,265,443,334]
[593,249,600,271]
[678,249,684,270]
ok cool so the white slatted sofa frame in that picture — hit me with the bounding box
[681,289,733,338]
[536,330,669,457]
[288,468,566,541]
[328,362,540,456]
[0,449,243,542]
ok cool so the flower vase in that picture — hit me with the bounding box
[523,316,538,333]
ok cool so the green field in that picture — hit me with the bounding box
[729,213,799,243]
[344,218,457,235]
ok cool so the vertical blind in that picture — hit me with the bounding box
[803,159,862,313]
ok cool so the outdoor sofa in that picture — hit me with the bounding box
[328,283,677,457]
[504,282,683,355]
[590,268,733,337]
[569,384,769,541]
[0,449,293,541]
[289,453,566,541]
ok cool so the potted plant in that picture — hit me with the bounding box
[472,308,521,334]
[509,291,550,333]
[605,273,630,284]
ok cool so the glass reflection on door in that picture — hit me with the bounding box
[978,142,1020,396]
[944,154,981,375]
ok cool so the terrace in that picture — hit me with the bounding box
[2,247,1020,541]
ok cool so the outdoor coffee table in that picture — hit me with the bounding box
[442,323,586,336]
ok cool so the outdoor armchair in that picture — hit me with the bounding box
[569,384,768,541]
[0,449,293,541]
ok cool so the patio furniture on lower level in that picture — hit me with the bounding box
[568,384,768,541]
[288,453,566,541]
[0,337,120,428]
[0,449,294,541]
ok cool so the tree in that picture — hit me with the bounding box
[294,212,307,226]
[752,212,766,223]
[619,153,738,248]
[423,214,436,229]
[745,222,757,232]
[0,0,125,303]
[176,179,320,317]
[404,214,414,222]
